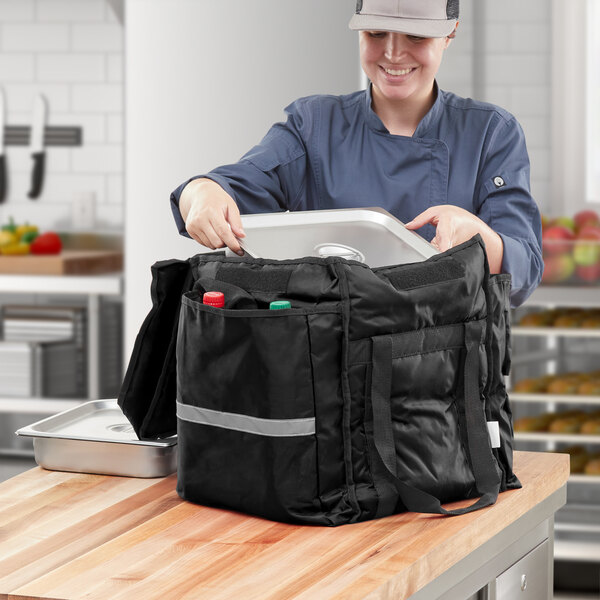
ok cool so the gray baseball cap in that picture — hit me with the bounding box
[349,0,459,38]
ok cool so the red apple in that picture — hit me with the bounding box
[551,216,576,232]
[542,225,575,256]
[542,253,575,284]
[577,224,600,239]
[574,225,600,266]
[576,263,600,283]
[574,209,600,232]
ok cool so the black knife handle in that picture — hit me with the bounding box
[0,155,6,203]
[28,152,45,199]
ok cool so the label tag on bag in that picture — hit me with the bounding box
[487,421,501,448]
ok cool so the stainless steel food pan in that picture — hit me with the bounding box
[16,400,176,478]
[229,207,438,267]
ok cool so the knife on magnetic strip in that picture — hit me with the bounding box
[27,94,47,200]
[0,89,6,203]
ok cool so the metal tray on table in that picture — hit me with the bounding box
[16,400,177,478]
[229,207,438,266]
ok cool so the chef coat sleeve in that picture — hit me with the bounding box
[475,116,543,307]
[170,100,310,237]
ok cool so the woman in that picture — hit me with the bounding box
[170,0,543,306]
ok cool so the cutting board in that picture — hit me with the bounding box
[0,250,123,275]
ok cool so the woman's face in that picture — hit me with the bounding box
[359,31,452,106]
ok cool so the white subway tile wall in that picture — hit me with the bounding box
[0,0,35,21]
[437,0,552,214]
[0,0,123,231]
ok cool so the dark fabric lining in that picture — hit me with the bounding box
[118,258,193,439]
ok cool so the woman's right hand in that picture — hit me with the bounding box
[179,178,245,255]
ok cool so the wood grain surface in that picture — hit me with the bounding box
[0,250,123,275]
[0,451,569,600]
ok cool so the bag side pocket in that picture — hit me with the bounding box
[379,323,476,502]
[365,320,501,516]
[176,292,344,524]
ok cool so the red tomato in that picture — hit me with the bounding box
[30,232,62,255]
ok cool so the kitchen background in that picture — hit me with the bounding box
[0,0,598,597]
[0,0,123,229]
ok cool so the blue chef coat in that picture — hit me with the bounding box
[171,83,543,306]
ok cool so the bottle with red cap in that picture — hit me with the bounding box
[203,291,225,308]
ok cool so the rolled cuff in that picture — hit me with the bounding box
[498,232,543,307]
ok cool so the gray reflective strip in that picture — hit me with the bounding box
[176,401,315,437]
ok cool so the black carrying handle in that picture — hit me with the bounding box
[371,321,501,517]
[28,151,45,199]
[0,155,6,203]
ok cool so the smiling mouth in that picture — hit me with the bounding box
[381,66,415,76]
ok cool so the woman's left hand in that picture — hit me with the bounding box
[404,205,504,274]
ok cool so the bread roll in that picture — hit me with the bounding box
[571,453,589,473]
[580,419,600,435]
[584,458,600,475]
[514,413,555,432]
[549,414,587,434]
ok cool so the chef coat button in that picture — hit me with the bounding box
[493,176,505,188]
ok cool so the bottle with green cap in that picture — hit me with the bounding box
[269,300,291,310]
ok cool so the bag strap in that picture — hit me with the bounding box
[371,321,501,516]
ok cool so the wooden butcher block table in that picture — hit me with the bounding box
[0,451,568,600]
[0,250,123,275]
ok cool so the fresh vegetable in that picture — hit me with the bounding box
[30,231,62,255]
[0,224,59,256]
[0,230,17,248]
[20,230,38,244]
[16,223,38,241]
[1,242,30,255]
[1,217,17,233]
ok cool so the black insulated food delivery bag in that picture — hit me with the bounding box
[119,235,520,525]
